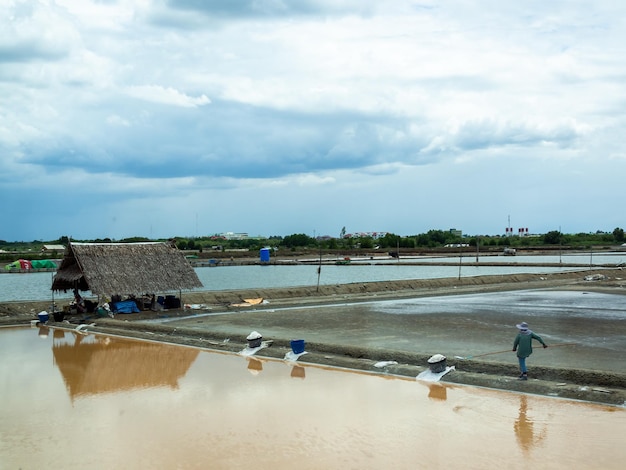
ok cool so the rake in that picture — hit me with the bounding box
[454,342,578,360]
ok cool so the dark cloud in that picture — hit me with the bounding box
[164,0,374,19]
[20,99,423,180]
[0,41,67,63]
[149,0,376,29]
[167,0,310,17]
[451,119,580,152]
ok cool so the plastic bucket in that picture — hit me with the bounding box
[37,312,49,323]
[290,339,306,354]
[53,311,64,322]
[427,354,447,373]
[429,359,447,373]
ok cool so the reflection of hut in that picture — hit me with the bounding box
[52,336,199,399]
[51,241,202,305]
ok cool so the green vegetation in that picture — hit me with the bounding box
[1,228,624,262]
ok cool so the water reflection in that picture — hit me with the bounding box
[2,327,624,469]
[246,357,264,375]
[514,395,547,453]
[51,329,199,399]
[290,365,306,379]
[427,383,448,401]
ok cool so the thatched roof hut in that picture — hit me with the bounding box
[51,241,203,296]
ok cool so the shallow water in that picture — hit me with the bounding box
[1,326,624,469]
[0,260,599,302]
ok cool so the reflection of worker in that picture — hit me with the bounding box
[512,322,547,380]
[514,395,546,453]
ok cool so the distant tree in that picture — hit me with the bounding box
[121,236,150,243]
[357,237,374,249]
[177,239,188,250]
[187,239,196,250]
[543,230,561,245]
[426,230,448,245]
[283,233,315,248]
[378,233,400,249]
[400,237,416,248]
[519,237,533,246]
[327,238,338,249]
[340,227,346,239]
[415,233,429,247]
[613,227,625,243]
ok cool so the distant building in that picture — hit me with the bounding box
[42,244,65,252]
[449,229,462,237]
[217,232,249,240]
[343,231,389,239]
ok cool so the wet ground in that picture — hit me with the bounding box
[159,288,626,370]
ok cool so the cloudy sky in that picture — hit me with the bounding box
[2,0,625,242]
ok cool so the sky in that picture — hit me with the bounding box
[1,0,625,242]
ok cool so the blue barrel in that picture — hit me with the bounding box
[290,339,305,354]
[260,247,271,263]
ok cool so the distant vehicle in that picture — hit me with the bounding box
[503,247,516,256]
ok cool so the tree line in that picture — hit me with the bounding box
[1,228,624,259]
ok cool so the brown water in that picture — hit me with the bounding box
[1,326,624,469]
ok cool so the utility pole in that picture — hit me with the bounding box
[475,237,479,263]
[316,241,322,292]
[559,226,562,264]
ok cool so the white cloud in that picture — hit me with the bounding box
[295,174,336,186]
[106,115,131,127]
[125,85,211,108]
[1,0,626,241]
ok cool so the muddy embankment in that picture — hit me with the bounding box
[2,269,626,406]
[1,269,623,317]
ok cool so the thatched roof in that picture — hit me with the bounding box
[51,241,203,295]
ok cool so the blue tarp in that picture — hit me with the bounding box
[111,300,140,314]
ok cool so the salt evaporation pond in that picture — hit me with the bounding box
[0,259,605,302]
[1,326,624,469]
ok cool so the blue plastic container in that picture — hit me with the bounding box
[290,339,305,354]
[38,312,49,323]
[259,247,271,263]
